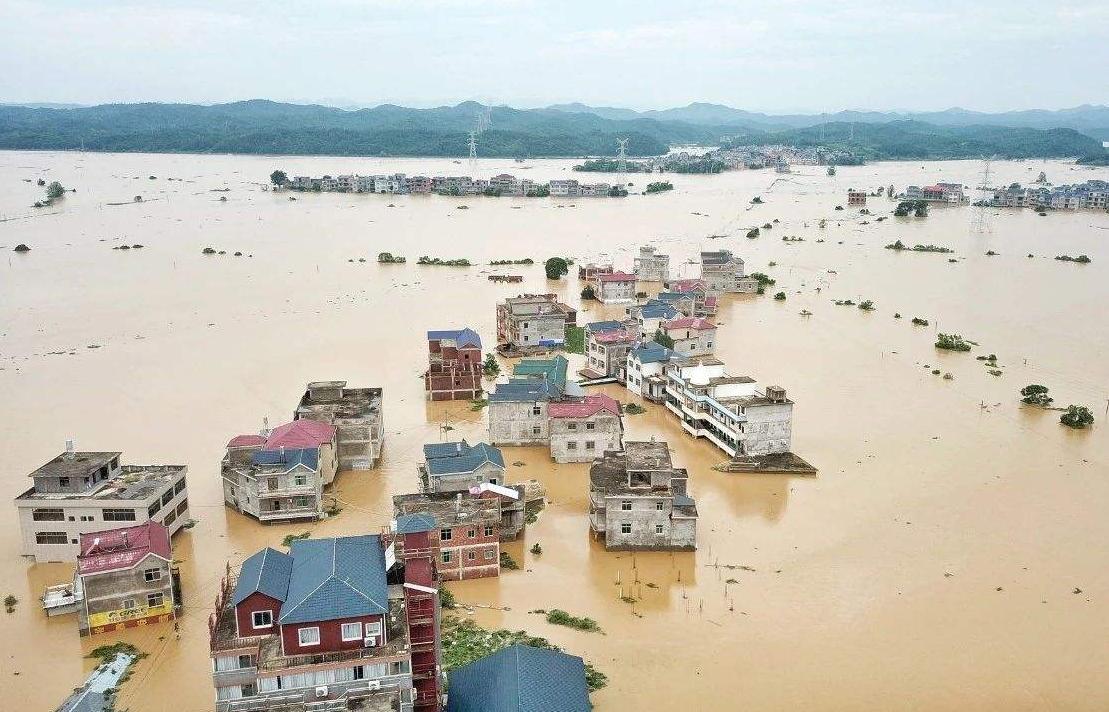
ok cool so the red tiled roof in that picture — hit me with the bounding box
[228,434,266,448]
[264,420,337,450]
[597,271,636,283]
[668,279,706,292]
[78,521,171,575]
[548,394,622,419]
[663,316,716,331]
[593,329,636,344]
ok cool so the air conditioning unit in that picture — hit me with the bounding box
[366,681,382,691]
[363,636,378,648]
[314,686,329,699]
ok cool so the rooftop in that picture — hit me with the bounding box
[630,341,680,365]
[639,301,680,320]
[279,536,389,624]
[17,464,187,503]
[512,355,569,392]
[593,329,637,345]
[263,420,336,451]
[584,320,628,333]
[395,512,438,535]
[297,384,382,423]
[663,317,716,331]
[77,521,171,576]
[393,491,501,527]
[488,378,558,403]
[597,271,636,283]
[27,451,120,479]
[548,394,622,419]
[700,250,738,265]
[423,441,505,476]
[446,645,590,712]
[626,440,674,471]
[589,446,688,497]
[427,328,482,349]
[249,447,320,473]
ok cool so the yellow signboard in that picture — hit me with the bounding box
[89,601,174,628]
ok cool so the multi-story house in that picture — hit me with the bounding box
[14,445,190,563]
[585,327,637,378]
[446,645,591,712]
[407,176,432,194]
[419,441,505,493]
[662,279,720,316]
[847,189,866,206]
[549,179,580,197]
[424,328,483,402]
[628,299,681,338]
[664,358,793,457]
[223,446,326,523]
[633,246,670,282]
[548,394,624,463]
[208,534,440,712]
[905,182,967,204]
[625,341,683,402]
[392,493,503,580]
[593,271,637,304]
[587,441,697,550]
[700,251,759,294]
[660,316,717,356]
[577,263,613,281]
[495,294,576,354]
[487,356,582,446]
[296,381,384,470]
[75,520,178,636]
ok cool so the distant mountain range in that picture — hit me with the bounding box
[0,100,1105,160]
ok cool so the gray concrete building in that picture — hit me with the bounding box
[14,446,190,563]
[633,245,670,282]
[495,294,576,353]
[420,441,506,493]
[548,394,624,464]
[700,250,760,293]
[295,381,384,470]
[588,441,697,550]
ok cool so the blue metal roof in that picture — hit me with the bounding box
[446,645,590,712]
[512,355,569,394]
[278,535,389,624]
[488,379,557,403]
[427,328,482,349]
[426,442,505,475]
[424,440,471,460]
[655,292,686,303]
[584,320,625,333]
[396,512,438,534]
[232,547,293,605]
[630,341,677,365]
[640,300,679,320]
[251,447,319,471]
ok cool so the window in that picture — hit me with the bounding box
[174,478,186,494]
[442,550,452,563]
[489,478,498,486]
[484,549,495,560]
[252,610,273,628]
[567,442,577,450]
[620,523,632,534]
[365,621,382,637]
[81,515,94,522]
[585,441,596,450]
[341,622,362,641]
[586,422,596,431]
[35,531,68,545]
[237,654,254,669]
[32,508,65,521]
[144,567,162,582]
[532,406,542,415]
[59,477,70,488]
[294,496,309,508]
[467,528,476,538]
[298,627,321,646]
[440,528,452,541]
[467,551,476,561]
[240,684,256,698]
[148,502,160,517]
[353,666,365,680]
[161,490,174,507]
[621,501,632,511]
[148,592,165,608]
[293,474,308,487]
[532,427,541,435]
[122,598,136,610]
[567,422,578,431]
[656,501,665,511]
[177,500,188,515]
[655,524,665,535]
[102,508,136,522]
[484,525,494,537]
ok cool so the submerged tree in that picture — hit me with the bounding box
[544,257,570,280]
[270,170,288,186]
[1019,384,1053,407]
[1060,405,1094,429]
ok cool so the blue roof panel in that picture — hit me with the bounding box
[426,442,505,475]
[278,535,389,624]
[232,547,293,605]
[447,645,591,712]
[427,328,482,348]
[396,512,438,534]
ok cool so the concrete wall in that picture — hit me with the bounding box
[223,465,323,522]
[549,414,623,463]
[600,495,694,550]
[488,401,549,446]
[78,552,174,635]
[741,402,793,455]
[427,462,505,493]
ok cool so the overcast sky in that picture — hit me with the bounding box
[1,0,1106,112]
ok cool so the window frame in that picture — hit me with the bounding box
[620,523,632,534]
[340,622,363,641]
[297,626,321,647]
[144,567,162,582]
[147,592,165,608]
[252,610,273,629]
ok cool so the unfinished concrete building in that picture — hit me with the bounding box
[393,492,504,580]
[295,381,384,470]
[424,328,483,402]
[548,394,624,463]
[495,294,576,354]
[699,250,759,294]
[633,246,670,282]
[588,441,697,550]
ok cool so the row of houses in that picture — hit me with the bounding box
[989,180,1109,210]
[287,173,618,198]
[903,182,969,204]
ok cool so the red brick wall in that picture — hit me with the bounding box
[234,592,282,638]
[280,613,385,656]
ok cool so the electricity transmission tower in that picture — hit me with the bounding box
[616,138,629,177]
[474,107,491,134]
[971,157,993,233]
[467,132,478,175]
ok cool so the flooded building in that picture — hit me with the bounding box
[627,299,681,339]
[495,294,576,354]
[699,250,759,294]
[424,328,483,402]
[295,381,385,470]
[548,394,624,463]
[661,278,720,316]
[587,441,697,550]
[664,358,793,457]
[446,645,591,712]
[577,263,613,281]
[625,341,683,403]
[393,492,506,580]
[419,441,506,493]
[633,246,670,282]
[75,520,178,636]
[208,534,439,712]
[660,316,717,357]
[585,327,637,378]
[592,271,637,305]
[847,189,867,206]
[905,182,968,204]
[14,445,190,563]
[487,356,582,446]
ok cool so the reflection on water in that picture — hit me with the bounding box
[0,152,1107,712]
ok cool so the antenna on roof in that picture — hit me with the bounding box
[261,417,270,436]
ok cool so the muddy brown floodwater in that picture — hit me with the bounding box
[1,152,1107,712]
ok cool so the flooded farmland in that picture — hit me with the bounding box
[1,151,1107,712]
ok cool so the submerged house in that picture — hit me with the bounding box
[592,271,637,305]
[487,356,583,447]
[548,394,624,463]
[446,645,591,712]
[699,250,759,294]
[633,245,670,282]
[495,294,576,354]
[625,341,683,402]
[295,381,385,470]
[419,441,506,493]
[392,493,505,580]
[588,441,697,550]
[659,316,717,357]
[424,328,483,402]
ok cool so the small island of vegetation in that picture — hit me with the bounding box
[645,181,674,194]
[417,256,472,266]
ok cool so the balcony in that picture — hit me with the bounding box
[258,505,320,522]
